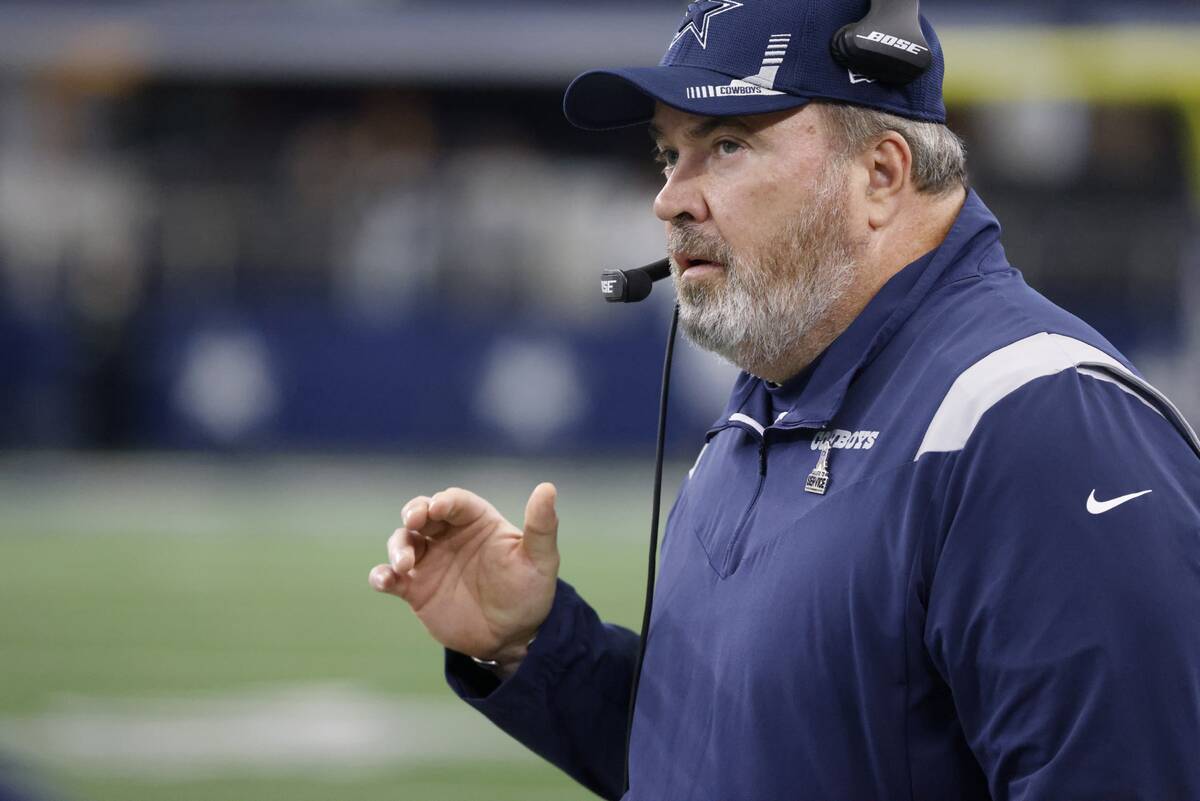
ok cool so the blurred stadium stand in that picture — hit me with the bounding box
[0,0,1198,453]
[0,2,1198,80]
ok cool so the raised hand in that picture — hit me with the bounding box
[369,483,560,668]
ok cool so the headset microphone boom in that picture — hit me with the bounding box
[600,257,672,303]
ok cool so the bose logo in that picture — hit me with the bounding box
[601,279,617,294]
[856,31,928,55]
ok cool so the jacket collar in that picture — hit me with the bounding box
[713,190,1003,434]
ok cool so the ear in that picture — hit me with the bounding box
[864,130,912,229]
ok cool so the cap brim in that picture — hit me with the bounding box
[563,66,812,131]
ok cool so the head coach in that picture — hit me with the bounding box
[369,1,1200,798]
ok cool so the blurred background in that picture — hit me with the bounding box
[0,0,1198,799]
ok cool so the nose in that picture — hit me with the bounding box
[654,165,709,224]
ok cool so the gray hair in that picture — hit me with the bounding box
[817,101,968,195]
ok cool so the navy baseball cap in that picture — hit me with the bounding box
[563,0,946,130]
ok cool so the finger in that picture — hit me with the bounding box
[387,528,428,574]
[427,487,492,530]
[369,563,412,598]
[386,529,410,572]
[401,496,432,532]
[369,563,396,592]
[522,482,559,563]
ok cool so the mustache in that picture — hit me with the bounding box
[667,223,735,267]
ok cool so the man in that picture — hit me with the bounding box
[370,1,1200,799]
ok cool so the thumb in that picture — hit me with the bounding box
[522,482,559,564]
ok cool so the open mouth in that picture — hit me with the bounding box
[674,253,726,273]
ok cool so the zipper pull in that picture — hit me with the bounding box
[805,443,831,495]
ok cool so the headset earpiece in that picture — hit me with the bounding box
[831,0,932,85]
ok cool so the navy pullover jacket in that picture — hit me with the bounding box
[446,192,1200,801]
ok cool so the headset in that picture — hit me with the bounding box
[601,1,930,791]
[830,0,932,85]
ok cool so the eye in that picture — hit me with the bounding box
[653,146,679,175]
[715,139,743,156]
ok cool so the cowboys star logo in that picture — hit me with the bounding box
[672,0,744,49]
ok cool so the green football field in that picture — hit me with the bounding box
[0,455,673,801]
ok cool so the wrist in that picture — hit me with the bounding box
[470,634,536,679]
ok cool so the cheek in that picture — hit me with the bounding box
[711,181,788,251]
[842,190,871,231]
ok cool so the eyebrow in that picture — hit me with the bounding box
[648,116,753,145]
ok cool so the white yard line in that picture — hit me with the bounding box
[0,683,535,778]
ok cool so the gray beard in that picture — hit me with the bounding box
[668,166,861,380]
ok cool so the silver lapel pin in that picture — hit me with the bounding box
[805,443,831,495]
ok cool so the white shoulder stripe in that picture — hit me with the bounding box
[915,333,1138,460]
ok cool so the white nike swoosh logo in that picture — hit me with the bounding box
[1087,489,1152,515]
